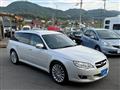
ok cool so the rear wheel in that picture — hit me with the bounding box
[50,62,68,84]
[10,50,19,64]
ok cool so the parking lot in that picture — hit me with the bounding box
[0,48,120,90]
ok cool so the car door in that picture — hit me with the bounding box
[82,30,91,47]
[89,31,98,48]
[28,34,51,69]
[15,33,31,61]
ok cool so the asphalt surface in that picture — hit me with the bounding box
[0,48,120,90]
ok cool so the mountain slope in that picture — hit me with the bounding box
[0,1,66,18]
[0,1,120,19]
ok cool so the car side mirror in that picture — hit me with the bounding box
[36,44,44,49]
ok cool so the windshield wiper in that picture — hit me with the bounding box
[62,45,77,48]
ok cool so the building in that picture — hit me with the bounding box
[0,13,23,40]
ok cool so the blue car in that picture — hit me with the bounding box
[81,28,120,55]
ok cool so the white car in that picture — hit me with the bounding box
[22,25,31,30]
[7,30,109,84]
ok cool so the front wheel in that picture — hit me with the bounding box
[50,63,68,84]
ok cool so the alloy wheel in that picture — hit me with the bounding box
[10,51,18,64]
[51,64,66,83]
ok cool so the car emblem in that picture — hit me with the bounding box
[101,61,106,65]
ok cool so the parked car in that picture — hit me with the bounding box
[66,31,83,45]
[22,25,31,30]
[69,31,84,44]
[81,28,120,55]
[7,30,109,84]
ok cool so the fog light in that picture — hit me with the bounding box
[79,75,87,79]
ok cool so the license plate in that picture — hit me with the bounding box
[101,68,108,76]
[117,50,120,54]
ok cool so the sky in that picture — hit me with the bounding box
[0,0,120,11]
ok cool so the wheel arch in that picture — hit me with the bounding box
[10,48,16,54]
[49,60,68,76]
[95,45,100,49]
[49,60,65,71]
[49,60,69,82]
[95,45,101,51]
[10,48,19,59]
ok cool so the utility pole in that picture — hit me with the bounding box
[52,3,57,26]
[100,0,106,28]
[103,0,106,10]
[79,0,83,29]
[100,0,107,28]
[9,17,12,37]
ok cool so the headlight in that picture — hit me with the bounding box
[73,61,94,69]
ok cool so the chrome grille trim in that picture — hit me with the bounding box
[95,59,107,68]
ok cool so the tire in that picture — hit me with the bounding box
[95,46,101,51]
[50,62,68,84]
[10,50,19,64]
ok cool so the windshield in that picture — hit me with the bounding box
[96,30,120,39]
[42,34,76,49]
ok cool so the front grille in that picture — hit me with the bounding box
[95,59,107,68]
[78,75,87,79]
[113,45,120,49]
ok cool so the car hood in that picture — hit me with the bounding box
[102,39,120,46]
[53,46,106,63]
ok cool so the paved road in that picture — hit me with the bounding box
[0,48,120,90]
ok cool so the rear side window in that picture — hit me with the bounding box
[12,33,31,45]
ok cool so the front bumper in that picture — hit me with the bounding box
[65,60,109,83]
[101,46,120,55]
